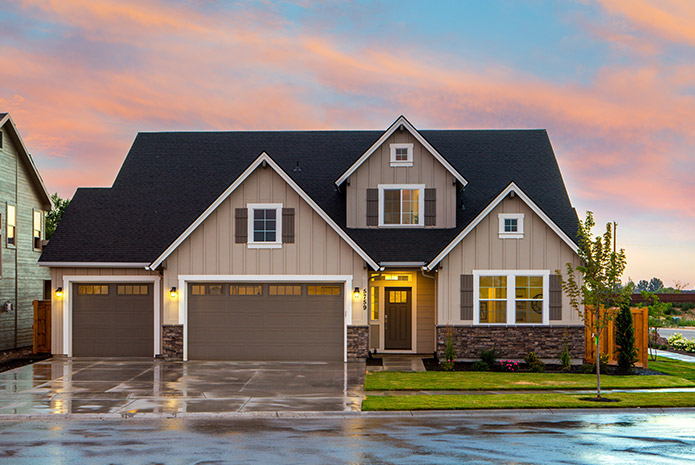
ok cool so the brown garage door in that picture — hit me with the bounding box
[72,283,154,357]
[187,283,344,361]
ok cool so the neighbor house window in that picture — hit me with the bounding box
[6,205,16,247]
[498,213,524,239]
[247,203,282,248]
[33,210,43,249]
[389,143,413,167]
[378,184,424,226]
[473,270,549,325]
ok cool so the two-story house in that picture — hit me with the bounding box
[0,113,52,351]
[40,116,584,361]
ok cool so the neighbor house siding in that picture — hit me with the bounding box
[346,130,456,228]
[49,267,158,355]
[162,166,369,326]
[0,123,50,350]
[437,195,581,325]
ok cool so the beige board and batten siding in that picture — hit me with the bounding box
[437,195,581,325]
[416,271,436,353]
[162,165,369,325]
[49,267,158,355]
[0,122,50,350]
[346,130,457,228]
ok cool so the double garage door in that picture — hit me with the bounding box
[71,281,344,360]
[187,282,344,361]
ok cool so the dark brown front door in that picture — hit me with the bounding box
[385,288,412,350]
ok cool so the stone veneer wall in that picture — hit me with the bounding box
[160,325,183,360]
[347,325,369,360]
[436,325,585,361]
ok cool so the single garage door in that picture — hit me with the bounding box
[72,283,154,357]
[188,283,344,361]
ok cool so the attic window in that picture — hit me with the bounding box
[389,143,413,167]
[498,213,524,239]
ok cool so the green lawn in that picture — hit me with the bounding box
[650,356,695,381]
[362,391,695,411]
[365,370,694,391]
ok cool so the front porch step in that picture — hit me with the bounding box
[374,355,426,372]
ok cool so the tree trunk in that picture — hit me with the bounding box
[596,311,602,399]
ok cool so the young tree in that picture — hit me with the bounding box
[641,291,667,361]
[615,302,637,374]
[45,193,70,240]
[557,211,629,399]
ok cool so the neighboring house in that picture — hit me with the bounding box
[40,116,584,361]
[0,113,52,351]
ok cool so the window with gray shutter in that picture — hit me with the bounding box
[461,274,473,320]
[366,188,378,226]
[282,208,295,243]
[235,208,248,243]
[549,274,562,320]
[425,188,436,226]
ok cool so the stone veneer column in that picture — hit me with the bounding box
[436,325,585,361]
[160,325,184,360]
[347,325,369,361]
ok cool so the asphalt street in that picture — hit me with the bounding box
[659,327,695,339]
[1,411,694,464]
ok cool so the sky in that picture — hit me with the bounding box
[0,0,693,287]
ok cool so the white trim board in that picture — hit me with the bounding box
[176,274,354,362]
[472,269,550,326]
[425,182,579,270]
[335,115,468,187]
[60,275,162,357]
[148,152,379,271]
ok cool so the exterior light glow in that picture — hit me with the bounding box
[55,287,63,298]
[170,287,178,299]
[353,287,360,300]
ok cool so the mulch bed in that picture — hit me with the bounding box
[422,357,662,376]
[0,348,51,373]
[366,356,383,367]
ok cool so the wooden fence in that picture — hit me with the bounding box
[584,307,649,368]
[33,300,51,354]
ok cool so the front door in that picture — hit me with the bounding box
[385,288,412,350]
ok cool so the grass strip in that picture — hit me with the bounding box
[650,356,695,382]
[362,391,695,411]
[364,371,694,391]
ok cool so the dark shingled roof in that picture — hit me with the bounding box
[40,129,578,265]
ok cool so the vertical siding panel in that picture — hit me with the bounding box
[204,212,218,273]
[218,198,231,274]
[311,213,325,273]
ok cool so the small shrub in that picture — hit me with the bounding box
[668,333,695,353]
[663,306,680,316]
[559,343,572,371]
[479,346,498,369]
[579,363,594,374]
[440,335,456,371]
[471,360,489,371]
[499,359,519,372]
[524,352,545,372]
[680,302,695,311]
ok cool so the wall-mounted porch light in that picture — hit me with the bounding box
[55,287,63,298]
[169,287,178,299]
[353,287,360,300]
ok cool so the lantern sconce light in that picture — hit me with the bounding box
[353,287,360,300]
[55,287,63,298]
[170,287,178,299]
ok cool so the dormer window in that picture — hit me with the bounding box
[498,213,524,239]
[378,184,424,226]
[389,143,413,167]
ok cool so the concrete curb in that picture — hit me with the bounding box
[0,407,692,421]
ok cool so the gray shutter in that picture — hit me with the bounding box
[366,188,378,226]
[550,274,562,320]
[461,274,473,320]
[282,208,295,243]
[235,208,248,243]
[425,188,436,226]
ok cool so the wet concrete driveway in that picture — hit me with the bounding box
[0,358,365,416]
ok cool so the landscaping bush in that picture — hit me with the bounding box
[499,360,519,372]
[676,319,695,327]
[440,335,456,371]
[471,361,489,371]
[663,305,680,316]
[615,302,638,374]
[479,346,498,369]
[524,352,545,373]
[680,302,695,311]
[668,333,695,353]
[559,342,571,371]
[579,363,595,374]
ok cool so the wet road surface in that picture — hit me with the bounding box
[1,411,694,464]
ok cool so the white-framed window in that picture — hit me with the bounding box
[378,184,425,227]
[247,203,282,248]
[389,143,413,167]
[498,213,524,239]
[33,209,43,250]
[6,204,16,247]
[473,270,549,325]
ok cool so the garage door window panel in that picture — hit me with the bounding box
[269,285,302,296]
[117,284,149,295]
[77,284,109,295]
[307,285,341,296]
[230,285,262,296]
[191,284,225,296]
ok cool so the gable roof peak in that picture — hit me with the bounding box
[335,115,468,187]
